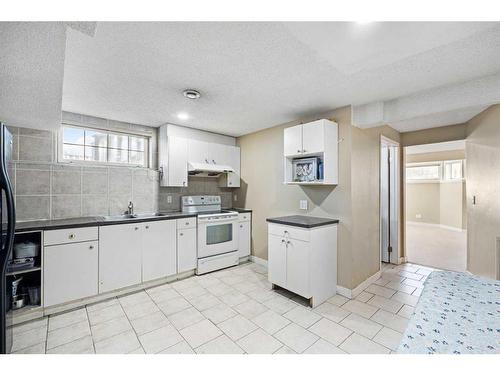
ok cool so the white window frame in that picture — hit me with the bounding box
[58,123,151,168]
[406,161,442,183]
[406,160,465,184]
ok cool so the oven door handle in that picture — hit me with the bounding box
[199,218,238,225]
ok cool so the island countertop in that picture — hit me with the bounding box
[266,215,339,229]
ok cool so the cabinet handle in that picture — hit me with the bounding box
[185,222,189,225]
[135,227,139,231]
[145,225,149,229]
[302,149,306,153]
[180,232,184,236]
[287,241,291,245]
[69,233,75,240]
[240,225,243,228]
[212,159,216,164]
[89,245,94,250]
[281,239,286,243]
[297,149,301,153]
[229,182,232,185]
[183,181,186,186]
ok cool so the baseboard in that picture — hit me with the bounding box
[399,256,407,264]
[407,221,465,232]
[336,270,382,299]
[250,255,268,267]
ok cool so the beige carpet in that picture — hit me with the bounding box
[405,222,466,272]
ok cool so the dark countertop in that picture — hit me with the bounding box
[12,207,252,233]
[14,212,197,233]
[266,215,339,229]
[225,207,252,214]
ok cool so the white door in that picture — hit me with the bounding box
[284,125,303,156]
[44,241,98,307]
[177,227,197,273]
[142,220,177,282]
[268,234,287,287]
[238,221,251,257]
[302,120,324,154]
[168,137,188,187]
[99,224,142,293]
[286,239,310,297]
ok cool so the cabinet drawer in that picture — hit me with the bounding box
[238,212,251,222]
[268,223,310,242]
[177,217,197,229]
[44,226,99,246]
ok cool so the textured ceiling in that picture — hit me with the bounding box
[0,22,67,129]
[59,22,500,135]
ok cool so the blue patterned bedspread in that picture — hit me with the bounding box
[397,270,500,354]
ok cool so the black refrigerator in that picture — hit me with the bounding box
[0,123,15,354]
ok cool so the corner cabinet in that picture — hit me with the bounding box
[267,222,337,307]
[158,128,188,187]
[283,119,338,185]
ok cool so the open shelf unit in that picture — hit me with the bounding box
[283,119,338,185]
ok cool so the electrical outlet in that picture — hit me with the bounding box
[415,213,422,219]
[167,195,172,204]
[300,200,308,210]
[234,194,238,201]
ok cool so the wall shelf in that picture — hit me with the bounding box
[283,119,339,186]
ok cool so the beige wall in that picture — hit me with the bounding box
[406,149,465,163]
[235,106,400,289]
[406,183,441,224]
[401,123,467,147]
[465,104,500,279]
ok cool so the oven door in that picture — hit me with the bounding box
[198,218,238,258]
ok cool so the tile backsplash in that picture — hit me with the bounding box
[7,112,235,221]
[159,177,234,212]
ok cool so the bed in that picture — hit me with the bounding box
[397,270,500,354]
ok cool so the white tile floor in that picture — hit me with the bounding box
[11,261,434,354]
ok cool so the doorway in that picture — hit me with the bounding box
[380,136,400,265]
[404,141,467,271]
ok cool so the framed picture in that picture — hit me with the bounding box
[292,157,318,182]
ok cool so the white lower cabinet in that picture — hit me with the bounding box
[267,222,337,307]
[142,220,177,282]
[99,223,143,293]
[177,227,197,273]
[44,240,99,307]
[238,213,251,258]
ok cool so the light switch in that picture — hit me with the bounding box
[300,200,308,210]
[234,194,238,202]
[167,195,172,204]
[415,213,422,219]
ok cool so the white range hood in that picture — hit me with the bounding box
[188,161,235,177]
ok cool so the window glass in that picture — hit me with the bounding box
[108,148,129,164]
[85,130,107,147]
[63,144,84,160]
[406,165,440,180]
[85,146,107,162]
[63,127,84,145]
[61,125,148,167]
[109,134,129,150]
[444,161,463,180]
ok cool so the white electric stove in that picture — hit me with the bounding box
[181,196,239,274]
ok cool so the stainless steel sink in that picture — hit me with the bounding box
[103,213,166,221]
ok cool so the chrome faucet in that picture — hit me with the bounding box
[126,201,134,216]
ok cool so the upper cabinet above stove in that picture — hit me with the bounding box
[159,124,240,188]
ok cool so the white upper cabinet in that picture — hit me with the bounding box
[302,120,325,154]
[219,145,241,188]
[159,126,188,187]
[284,124,303,156]
[283,119,338,185]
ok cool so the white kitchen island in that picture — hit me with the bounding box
[266,215,338,308]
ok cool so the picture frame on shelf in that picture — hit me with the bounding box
[292,157,319,182]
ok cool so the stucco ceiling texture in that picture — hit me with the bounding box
[47,22,500,135]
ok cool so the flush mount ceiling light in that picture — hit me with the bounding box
[177,112,189,120]
[183,89,201,100]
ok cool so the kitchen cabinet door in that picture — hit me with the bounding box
[177,227,197,273]
[268,234,287,287]
[302,120,324,154]
[142,220,177,282]
[286,239,310,298]
[226,146,240,187]
[238,221,250,257]
[284,124,303,156]
[99,224,142,293]
[168,137,188,187]
[44,241,98,307]
[188,139,210,164]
